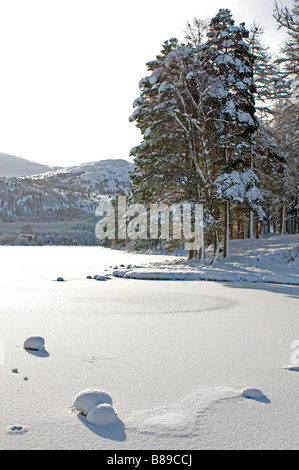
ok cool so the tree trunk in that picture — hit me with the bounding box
[267,209,271,234]
[280,204,285,235]
[249,142,255,240]
[223,201,230,258]
[255,218,260,239]
[200,228,205,263]
[213,229,220,264]
[223,136,230,259]
[249,210,254,239]
[187,249,197,260]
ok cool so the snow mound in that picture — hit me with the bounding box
[86,403,117,426]
[241,387,265,399]
[286,244,299,266]
[126,387,241,439]
[257,244,299,265]
[73,389,113,415]
[126,386,269,441]
[91,274,109,281]
[23,336,45,351]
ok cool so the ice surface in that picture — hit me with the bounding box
[0,241,298,449]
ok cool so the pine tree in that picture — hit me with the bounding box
[271,0,299,235]
[247,24,289,121]
[205,9,260,257]
[271,100,299,234]
[129,9,263,260]
[129,38,196,207]
[129,37,216,259]
[274,0,299,81]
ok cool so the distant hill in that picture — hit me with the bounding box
[0,157,134,223]
[0,153,61,177]
[0,156,134,245]
[30,158,133,195]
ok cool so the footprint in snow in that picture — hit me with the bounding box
[84,356,99,364]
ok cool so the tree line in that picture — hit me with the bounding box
[126,2,298,261]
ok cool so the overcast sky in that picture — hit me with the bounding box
[0,0,294,167]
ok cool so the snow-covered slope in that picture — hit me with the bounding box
[30,159,134,195]
[0,153,60,177]
[0,158,134,223]
[0,176,100,222]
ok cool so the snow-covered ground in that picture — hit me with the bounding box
[113,234,299,285]
[0,238,298,450]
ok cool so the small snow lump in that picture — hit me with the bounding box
[241,387,264,399]
[24,336,45,351]
[86,403,117,426]
[73,389,113,415]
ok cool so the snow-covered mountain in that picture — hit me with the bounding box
[0,157,134,224]
[30,159,133,195]
[0,153,61,177]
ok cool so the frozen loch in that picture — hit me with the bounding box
[0,243,298,450]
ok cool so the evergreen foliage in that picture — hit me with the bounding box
[129,8,266,260]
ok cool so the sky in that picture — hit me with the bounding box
[0,0,294,167]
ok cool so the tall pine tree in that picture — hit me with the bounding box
[129,9,262,260]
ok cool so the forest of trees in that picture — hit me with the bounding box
[126,1,298,261]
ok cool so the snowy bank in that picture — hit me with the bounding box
[112,235,299,285]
